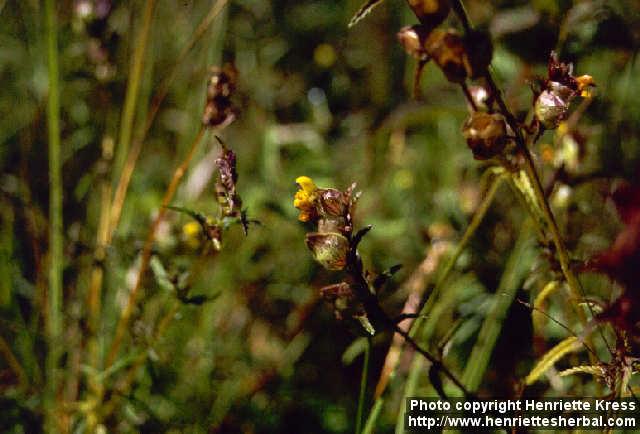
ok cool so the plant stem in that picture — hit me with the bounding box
[106,126,207,368]
[112,0,157,186]
[45,0,63,430]
[461,223,535,392]
[108,0,229,240]
[0,333,28,389]
[409,171,505,340]
[355,337,371,434]
[451,0,608,358]
[362,398,384,434]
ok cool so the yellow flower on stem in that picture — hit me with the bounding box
[293,176,318,222]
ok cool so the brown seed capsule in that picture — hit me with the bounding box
[462,112,508,160]
[320,282,363,319]
[407,0,451,29]
[305,232,350,270]
[424,29,469,83]
[202,64,238,128]
[534,83,571,129]
[397,25,429,60]
[318,188,348,218]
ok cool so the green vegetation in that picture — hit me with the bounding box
[1,0,639,432]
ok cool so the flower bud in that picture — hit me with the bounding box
[462,112,508,160]
[407,0,450,29]
[424,29,468,83]
[305,232,350,270]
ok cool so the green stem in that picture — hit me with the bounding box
[451,0,607,359]
[112,0,157,183]
[361,398,384,434]
[409,171,505,339]
[461,223,535,392]
[45,0,63,430]
[371,172,504,433]
[355,337,371,434]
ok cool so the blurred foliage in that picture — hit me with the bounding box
[1,0,639,432]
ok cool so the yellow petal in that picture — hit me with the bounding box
[295,176,317,193]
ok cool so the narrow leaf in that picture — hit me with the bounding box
[348,0,385,28]
[525,336,583,385]
[558,365,605,378]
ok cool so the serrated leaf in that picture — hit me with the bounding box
[348,0,385,28]
[525,336,583,385]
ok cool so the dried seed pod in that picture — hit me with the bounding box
[320,282,365,320]
[463,29,493,78]
[407,0,450,29]
[318,188,348,218]
[215,143,242,217]
[202,64,238,128]
[305,232,350,270]
[424,28,469,83]
[462,112,508,160]
[397,25,429,60]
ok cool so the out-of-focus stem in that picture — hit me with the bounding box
[108,0,229,240]
[410,171,505,339]
[45,0,63,430]
[355,338,371,434]
[106,126,207,368]
[451,1,606,359]
[0,334,27,389]
[111,0,157,184]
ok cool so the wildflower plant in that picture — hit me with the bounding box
[2,0,640,432]
[289,0,639,431]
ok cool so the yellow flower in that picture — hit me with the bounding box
[293,176,318,222]
[576,75,595,98]
[182,221,202,249]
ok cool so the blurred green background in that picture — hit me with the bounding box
[1,0,639,432]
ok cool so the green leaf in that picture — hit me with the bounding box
[348,0,385,28]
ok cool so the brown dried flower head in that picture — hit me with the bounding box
[424,28,469,83]
[305,232,350,270]
[462,112,508,160]
[215,141,242,217]
[397,25,429,60]
[534,52,595,129]
[320,282,366,321]
[202,63,238,128]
